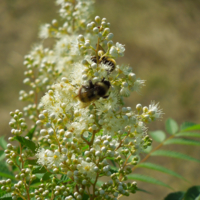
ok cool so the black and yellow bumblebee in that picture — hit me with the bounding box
[77,78,111,103]
[91,45,116,73]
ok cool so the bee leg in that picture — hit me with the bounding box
[103,95,109,99]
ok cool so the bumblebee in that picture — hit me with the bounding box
[91,46,116,73]
[77,78,111,103]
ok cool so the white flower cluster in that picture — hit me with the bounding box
[35,11,163,200]
[5,1,163,200]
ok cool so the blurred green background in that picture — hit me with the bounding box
[1,0,200,199]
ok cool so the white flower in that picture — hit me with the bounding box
[109,42,125,58]
[77,161,97,180]
[116,42,125,56]
[70,63,87,86]
[41,81,77,118]
[109,46,118,58]
[133,79,145,93]
[67,121,88,138]
[36,148,50,166]
[120,87,131,97]
[148,101,164,120]
[47,150,62,167]
[39,24,50,39]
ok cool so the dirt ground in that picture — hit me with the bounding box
[0,0,200,199]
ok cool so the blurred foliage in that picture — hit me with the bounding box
[0,0,200,199]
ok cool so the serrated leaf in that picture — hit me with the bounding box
[180,122,197,131]
[26,125,36,140]
[136,162,187,181]
[149,130,166,142]
[128,174,173,189]
[59,175,71,183]
[0,188,8,199]
[151,150,200,163]
[164,138,200,146]
[0,191,12,200]
[164,191,185,200]
[165,118,179,134]
[176,132,200,137]
[61,175,68,181]
[0,137,7,150]
[184,186,200,200]
[0,197,12,200]
[14,136,37,153]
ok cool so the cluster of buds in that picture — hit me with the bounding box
[4,0,163,200]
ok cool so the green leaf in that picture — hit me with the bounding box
[32,166,47,174]
[165,118,179,134]
[180,122,197,131]
[164,191,185,200]
[0,162,15,180]
[59,175,71,183]
[149,130,166,142]
[182,124,200,132]
[107,157,117,167]
[137,162,187,181]
[0,196,12,200]
[14,136,37,153]
[0,191,12,200]
[0,188,8,199]
[184,186,200,200]
[164,138,200,146]
[128,174,173,189]
[26,159,38,165]
[0,151,5,162]
[82,145,89,151]
[110,166,118,174]
[30,177,41,186]
[35,173,44,180]
[151,150,200,163]
[42,172,52,181]
[0,137,7,150]
[82,193,90,200]
[96,180,103,187]
[176,132,200,137]
[143,145,152,154]
[26,125,36,140]
[136,187,152,194]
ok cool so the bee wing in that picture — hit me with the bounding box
[97,44,106,53]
